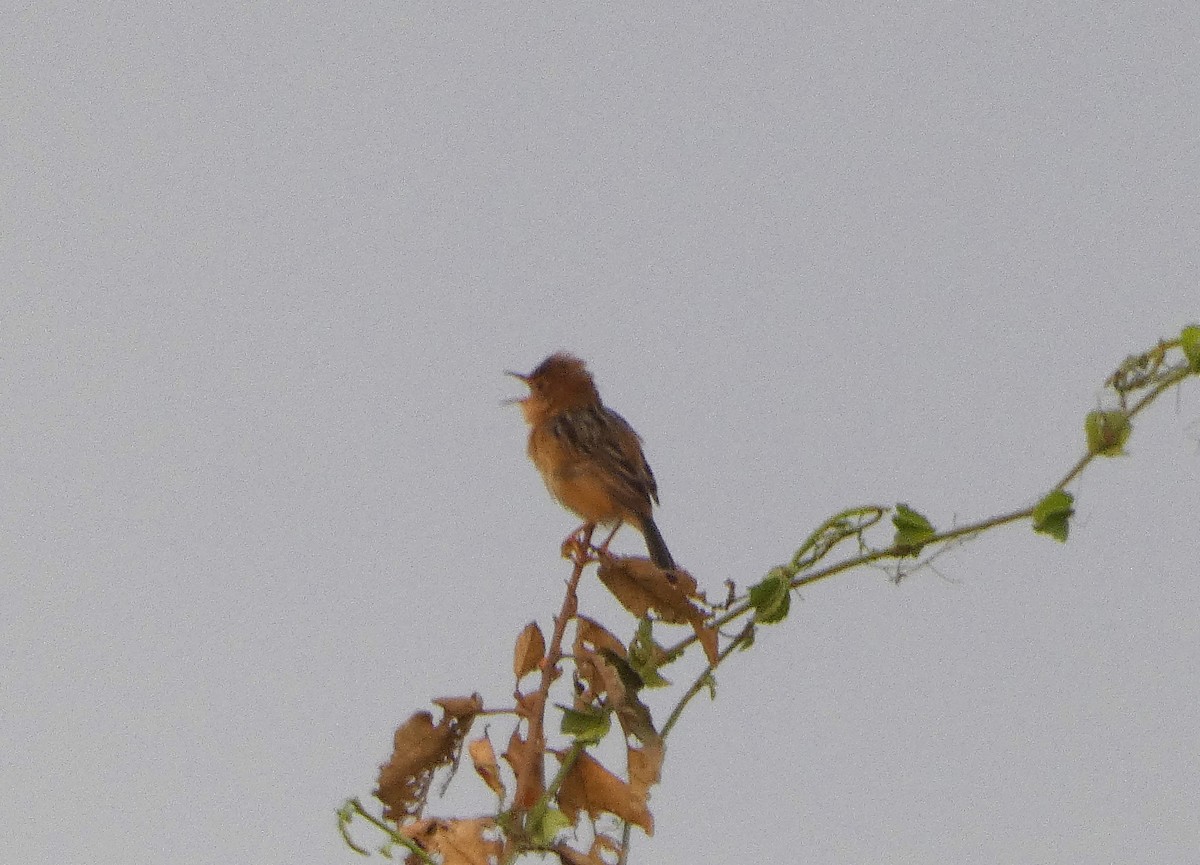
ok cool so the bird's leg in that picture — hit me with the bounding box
[595,522,623,555]
[561,522,596,563]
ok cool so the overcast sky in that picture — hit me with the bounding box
[4,3,1198,863]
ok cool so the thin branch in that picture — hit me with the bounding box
[662,621,756,740]
[344,799,437,865]
[519,542,589,832]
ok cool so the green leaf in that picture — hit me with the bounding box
[749,570,791,624]
[559,705,610,744]
[628,620,671,688]
[1084,410,1131,456]
[599,648,645,694]
[529,808,571,846]
[892,503,935,555]
[1032,490,1074,542]
[1181,325,1200,373]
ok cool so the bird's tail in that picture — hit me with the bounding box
[639,515,676,571]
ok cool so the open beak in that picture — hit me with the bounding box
[503,369,530,406]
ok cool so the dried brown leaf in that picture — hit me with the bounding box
[578,642,660,753]
[502,728,544,809]
[401,817,500,865]
[597,558,720,665]
[692,618,720,667]
[376,698,483,821]
[627,740,663,798]
[375,712,456,820]
[591,833,622,858]
[573,618,631,707]
[553,842,609,865]
[573,644,626,709]
[468,734,506,800]
[557,750,653,835]
[514,689,545,722]
[399,817,435,842]
[595,557,688,621]
[513,621,546,680]
[575,616,627,657]
[573,614,628,700]
[433,693,484,721]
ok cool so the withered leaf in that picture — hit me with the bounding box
[433,693,484,721]
[376,698,483,821]
[502,728,545,809]
[577,645,660,758]
[375,712,456,821]
[626,741,664,799]
[596,557,692,621]
[553,842,610,865]
[557,750,653,835]
[401,817,501,865]
[575,616,626,657]
[514,689,545,722]
[513,621,546,680]
[692,618,720,668]
[573,642,626,709]
[468,734,505,799]
[614,695,657,750]
[598,648,646,696]
[590,833,621,857]
[574,617,631,710]
[598,558,721,665]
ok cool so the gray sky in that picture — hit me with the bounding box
[4,3,1198,863]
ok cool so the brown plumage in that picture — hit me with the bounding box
[509,353,675,570]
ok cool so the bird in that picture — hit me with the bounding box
[508,352,676,570]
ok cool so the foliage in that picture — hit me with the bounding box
[339,327,1197,864]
